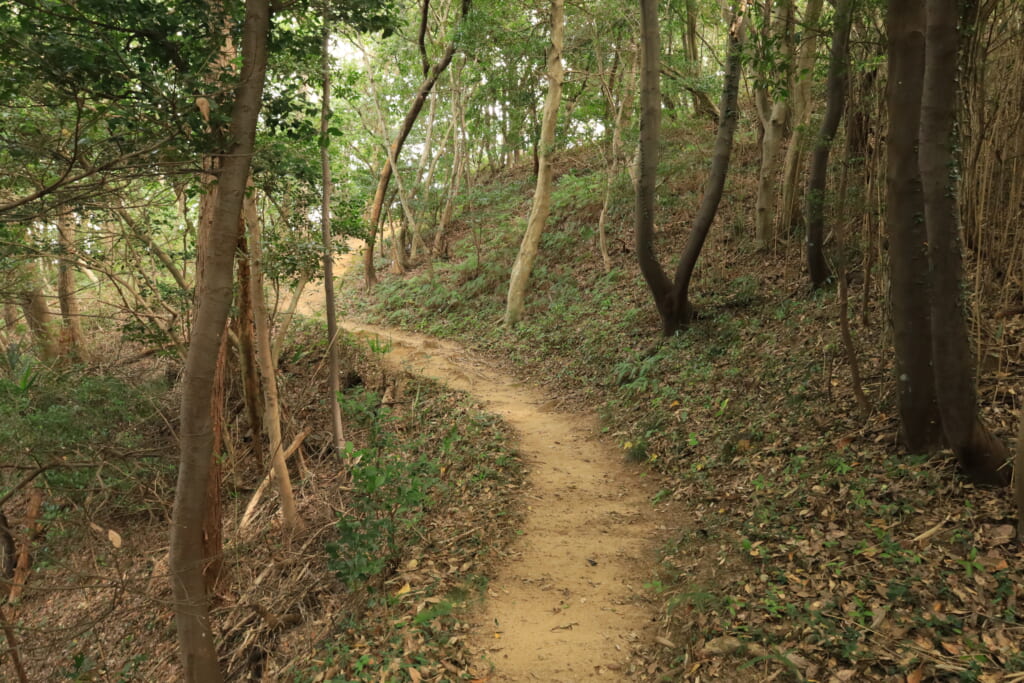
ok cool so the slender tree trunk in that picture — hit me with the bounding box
[1016,410,1024,537]
[669,7,746,327]
[170,2,270,679]
[364,0,471,289]
[684,0,703,115]
[504,0,564,327]
[56,208,86,357]
[805,0,853,288]
[321,12,345,456]
[246,191,304,528]
[3,304,17,332]
[270,272,309,369]
[595,43,635,273]
[235,232,264,475]
[434,63,467,256]
[202,330,227,592]
[637,0,747,336]
[18,273,59,362]
[754,0,795,249]
[778,0,824,235]
[886,0,943,451]
[920,0,1008,486]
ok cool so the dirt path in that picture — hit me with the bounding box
[296,244,666,679]
[340,321,665,681]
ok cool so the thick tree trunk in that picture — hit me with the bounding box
[637,0,747,337]
[805,0,854,288]
[635,0,671,324]
[364,0,471,289]
[920,0,1009,486]
[778,0,824,235]
[169,1,270,680]
[246,191,304,529]
[886,0,943,451]
[504,0,565,327]
[321,16,345,456]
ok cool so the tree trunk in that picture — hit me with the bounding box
[321,13,345,456]
[778,0,824,235]
[636,0,669,324]
[886,0,943,451]
[434,63,467,256]
[169,1,270,679]
[19,282,59,362]
[3,304,17,332]
[246,190,304,528]
[202,331,227,592]
[754,0,795,250]
[637,0,747,336]
[805,0,853,288]
[595,42,635,274]
[364,0,471,289]
[504,0,565,327]
[270,273,309,369]
[56,208,86,357]
[235,232,264,477]
[1016,407,1024,537]
[920,0,1009,486]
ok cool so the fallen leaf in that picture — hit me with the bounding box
[703,636,743,655]
[394,582,412,597]
[654,636,676,648]
[407,667,422,683]
[107,529,123,548]
[984,524,1016,547]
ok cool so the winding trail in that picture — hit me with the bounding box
[341,321,665,681]
[297,248,666,679]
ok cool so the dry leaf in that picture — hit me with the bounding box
[394,582,412,597]
[107,529,123,548]
[407,667,422,683]
[984,525,1016,547]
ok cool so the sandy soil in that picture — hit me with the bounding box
[341,321,666,681]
